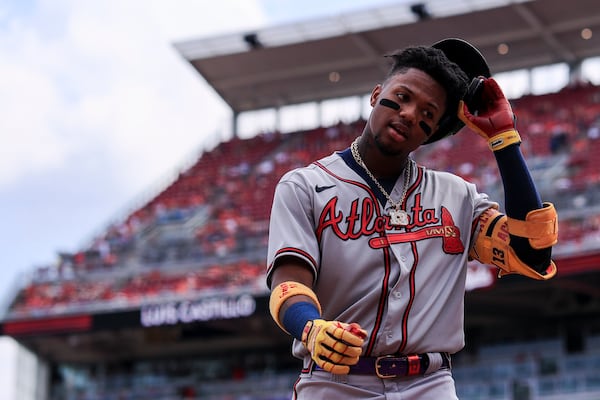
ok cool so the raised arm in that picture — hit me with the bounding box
[458,77,558,280]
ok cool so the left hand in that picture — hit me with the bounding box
[458,78,521,150]
[301,319,367,374]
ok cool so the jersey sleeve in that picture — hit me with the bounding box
[266,169,320,288]
[468,182,499,251]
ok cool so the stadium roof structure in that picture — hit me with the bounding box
[174,0,600,118]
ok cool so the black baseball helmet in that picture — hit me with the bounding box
[424,38,491,144]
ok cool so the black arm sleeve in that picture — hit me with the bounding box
[493,144,553,273]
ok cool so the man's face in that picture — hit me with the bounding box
[367,67,447,156]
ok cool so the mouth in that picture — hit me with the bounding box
[389,121,409,139]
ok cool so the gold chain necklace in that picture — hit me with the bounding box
[350,137,413,226]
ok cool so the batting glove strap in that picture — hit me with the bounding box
[506,202,558,249]
[302,319,367,375]
[488,129,521,151]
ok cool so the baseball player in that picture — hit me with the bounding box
[266,38,558,399]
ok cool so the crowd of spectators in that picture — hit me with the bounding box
[9,260,264,317]
[5,82,600,318]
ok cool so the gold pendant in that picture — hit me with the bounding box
[390,209,409,226]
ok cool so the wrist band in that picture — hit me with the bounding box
[282,302,321,340]
[269,281,322,333]
[489,129,521,151]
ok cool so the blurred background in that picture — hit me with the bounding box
[1,0,599,399]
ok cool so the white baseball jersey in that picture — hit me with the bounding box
[266,147,496,366]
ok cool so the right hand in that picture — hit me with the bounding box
[301,319,367,374]
[458,78,515,137]
[458,78,521,151]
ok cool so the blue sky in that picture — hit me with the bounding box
[0,0,408,308]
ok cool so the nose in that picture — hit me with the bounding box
[398,103,418,125]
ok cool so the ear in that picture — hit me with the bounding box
[370,84,382,107]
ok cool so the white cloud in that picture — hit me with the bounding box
[0,0,266,192]
[0,59,67,186]
[148,0,265,41]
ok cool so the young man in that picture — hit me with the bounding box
[266,39,558,399]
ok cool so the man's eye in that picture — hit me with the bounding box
[396,93,407,101]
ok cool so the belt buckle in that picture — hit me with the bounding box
[375,355,401,379]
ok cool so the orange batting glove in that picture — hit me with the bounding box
[301,319,367,374]
[458,77,521,152]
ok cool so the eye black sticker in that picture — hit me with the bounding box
[379,98,400,110]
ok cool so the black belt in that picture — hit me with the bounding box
[315,352,451,378]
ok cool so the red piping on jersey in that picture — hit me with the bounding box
[292,375,302,399]
[397,164,424,354]
[314,160,390,356]
[397,241,419,354]
[366,241,392,356]
[268,247,318,278]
